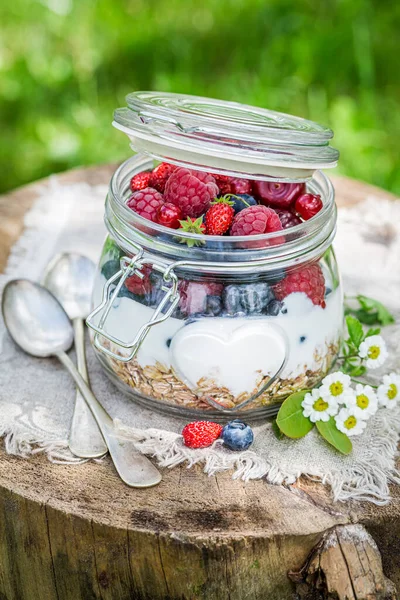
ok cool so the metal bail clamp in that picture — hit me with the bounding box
[86,254,180,363]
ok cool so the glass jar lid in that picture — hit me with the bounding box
[113,91,339,181]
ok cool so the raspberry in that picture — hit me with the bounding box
[129,171,151,192]
[126,188,164,222]
[182,421,223,449]
[191,169,218,189]
[164,168,218,219]
[253,181,305,209]
[230,178,252,195]
[295,193,323,220]
[205,197,235,235]
[230,205,283,236]
[213,174,232,195]
[149,162,177,192]
[125,265,152,296]
[179,280,223,314]
[273,263,326,307]
[274,209,302,229]
[157,203,182,229]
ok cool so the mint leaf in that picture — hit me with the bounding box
[345,315,364,348]
[357,295,395,326]
[316,418,353,455]
[276,391,314,439]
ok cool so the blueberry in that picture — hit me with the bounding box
[223,285,243,314]
[240,282,271,313]
[300,335,307,343]
[231,194,257,214]
[281,305,288,314]
[266,299,283,316]
[206,295,222,316]
[325,287,332,297]
[101,259,121,280]
[117,286,139,301]
[221,419,254,451]
[166,338,172,348]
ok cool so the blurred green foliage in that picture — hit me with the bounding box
[1,0,400,194]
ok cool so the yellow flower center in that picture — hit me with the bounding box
[356,394,369,409]
[344,416,357,430]
[329,382,344,396]
[368,346,380,360]
[387,384,398,401]
[313,398,329,412]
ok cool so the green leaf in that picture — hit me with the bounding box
[345,315,364,347]
[271,419,284,440]
[365,327,381,338]
[357,295,395,326]
[276,391,314,439]
[316,418,353,455]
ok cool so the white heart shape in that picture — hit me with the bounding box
[170,318,288,398]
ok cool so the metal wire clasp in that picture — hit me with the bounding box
[86,253,180,362]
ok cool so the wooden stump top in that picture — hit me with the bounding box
[0,165,399,600]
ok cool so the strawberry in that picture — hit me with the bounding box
[205,196,235,235]
[149,162,177,192]
[129,171,152,192]
[182,421,223,449]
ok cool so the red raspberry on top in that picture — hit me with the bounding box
[213,174,232,195]
[230,178,252,195]
[205,197,235,235]
[230,205,283,236]
[149,162,177,192]
[126,188,164,222]
[273,263,326,307]
[191,169,218,190]
[164,168,218,219]
[129,171,151,192]
[182,421,223,449]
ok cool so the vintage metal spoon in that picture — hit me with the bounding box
[42,253,107,458]
[1,279,162,488]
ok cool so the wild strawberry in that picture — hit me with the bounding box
[129,171,151,192]
[164,168,218,219]
[126,188,164,222]
[177,216,206,247]
[157,203,182,229]
[230,205,283,236]
[205,197,235,235]
[182,421,223,449]
[295,193,323,220]
[149,162,177,192]
[253,181,305,209]
[273,263,326,307]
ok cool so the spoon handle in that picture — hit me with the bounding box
[69,318,108,458]
[57,351,162,488]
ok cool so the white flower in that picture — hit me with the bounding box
[377,373,400,409]
[302,388,339,423]
[344,384,378,420]
[335,407,367,436]
[320,371,352,402]
[358,335,388,369]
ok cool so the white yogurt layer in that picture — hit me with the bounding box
[92,276,343,396]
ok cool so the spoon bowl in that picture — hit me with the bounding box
[42,253,96,320]
[2,279,74,357]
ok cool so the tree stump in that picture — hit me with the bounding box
[0,166,399,600]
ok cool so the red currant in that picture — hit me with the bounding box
[156,202,183,229]
[295,193,323,220]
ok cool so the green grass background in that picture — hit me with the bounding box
[1,0,400,194]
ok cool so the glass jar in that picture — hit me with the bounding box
[87,92,342,420]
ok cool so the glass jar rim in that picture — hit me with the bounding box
[105,155,337,273]
[113,91,339,181]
